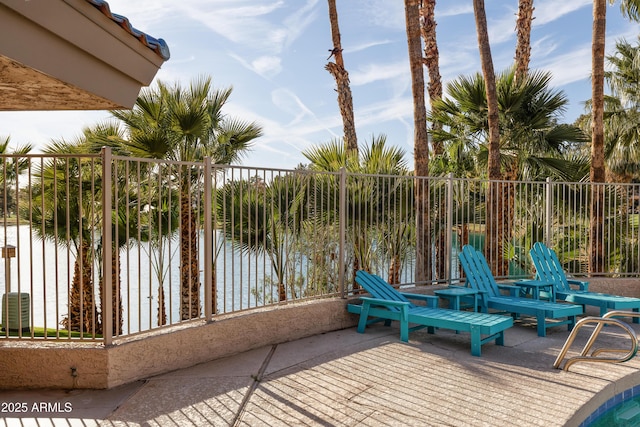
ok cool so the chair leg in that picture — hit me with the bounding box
[357,304,370,333]
[536,313,547,337]
[399,320,409,342]
[470,324,481,357]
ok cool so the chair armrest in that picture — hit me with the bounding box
[567,279,589,291]
[359,296,409,307]
[475,290,489,307]
[399,293,439,308]
[359,297,410,322]
[497,283,520,297]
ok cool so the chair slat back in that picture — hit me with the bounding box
[355,270,412,308]
[458,245,501,298]
[530,242,572,293]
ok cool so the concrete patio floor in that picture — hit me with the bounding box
[2,308,640,427]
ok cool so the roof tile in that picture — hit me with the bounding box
[85,0,170,60]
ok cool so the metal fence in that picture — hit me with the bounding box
[1,149,639,343]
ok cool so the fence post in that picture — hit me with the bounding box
[101,147,113,345]
[339,167,346,297]
[203,157,213,321]
[446,173,454,284]
[545,177,552,246]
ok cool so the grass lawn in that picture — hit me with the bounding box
[1,326,101,339]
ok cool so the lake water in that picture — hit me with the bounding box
[0,225,273,335]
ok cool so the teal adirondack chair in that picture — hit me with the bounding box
[458,245,583,337]
[347,270,513,356]
[530,242,640,323]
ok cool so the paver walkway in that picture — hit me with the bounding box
[2,312,640,426]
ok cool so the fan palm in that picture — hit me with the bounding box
[430,68,587,275]
[216,173,308,302]
[602,37,640,181]
[590,0,640,273]
[0,136,33,217]
[26,139,100,334]
[112,76,262,320]
[303,135,412,286]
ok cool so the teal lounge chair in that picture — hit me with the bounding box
[530,242,640,323]
[458,245,583,337]
[347,270,513,356]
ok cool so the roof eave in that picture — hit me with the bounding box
[0,0,168,110]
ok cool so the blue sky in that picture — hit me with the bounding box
[1,0,638,169]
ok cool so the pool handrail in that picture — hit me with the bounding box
[554,310,640,371]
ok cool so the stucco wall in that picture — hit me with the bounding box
[0,297,358,390]
[3,278,640,390]
[581,277,640,298]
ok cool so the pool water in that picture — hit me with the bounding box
[583,384,640,426]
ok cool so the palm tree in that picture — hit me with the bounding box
[217,173,308,302]
[418,0,449,281]
[326,0,358,153]
[405,0,431,284]
[112,76,262,320]
[0,136,33,217]
[472,0,502,273]
[82,122,130,336]
[590,0,640,274]
[84,121,183,328]
[603,37,640,180]
[430,69,587,274]
[142,186,180,325]
[578,36,640,181]
[26,139,100,334]
[515,0,535,83]
[419,0,442,153]
[304,135,412,286]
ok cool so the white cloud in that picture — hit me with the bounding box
[534,0,592,26]
[361,0,404,30]
[181,2,287,53]
[283,0,320,49]
[0,111,110,151]
[535,45,592,86]
[438,4,473,18]
[271,88,316,124]
[350,62,409,86]
[251,56,283,78]
[345,40,393,55]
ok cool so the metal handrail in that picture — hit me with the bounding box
[554,311,640,371]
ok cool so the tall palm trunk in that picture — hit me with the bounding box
[515,0,534,83]
[110,248,123,335]
[273,245,287,302]
[180,192,200,320]
[98,249,123,336]
[63,240,99,333]
[420,0,446,281]
[211,268,217,315]
[590,0,607,275]
[473,0,503,273]
[388,255,402,285]
[420,0,442,152]
[158,283,167,326]
[95,246,124,336]
[326,0,358,153]
[405,0,431,284]
[499,167,518,277]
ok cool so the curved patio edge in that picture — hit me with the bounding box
[0,297,358,389]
